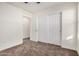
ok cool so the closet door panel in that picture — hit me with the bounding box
[30,16,38,41]
[38,16,49,43]
[48,13,61,45]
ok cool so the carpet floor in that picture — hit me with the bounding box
[0,39,78,56]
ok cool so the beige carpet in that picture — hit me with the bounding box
[0,39,78,56]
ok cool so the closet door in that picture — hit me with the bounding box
[38,16,49,43]
[48,13,61,45]
[30,16,38,42]
[38,13,61,45]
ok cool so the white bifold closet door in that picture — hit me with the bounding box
[37,15,49,43]
[37,13,61,45]
[30,13,61,45]
[48,13,61,45]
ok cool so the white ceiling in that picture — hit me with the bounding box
[8,2,64,13]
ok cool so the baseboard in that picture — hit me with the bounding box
[30,38,38,42]
[0,40,23,52]
[23,37,30,40]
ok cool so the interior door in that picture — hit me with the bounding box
[38,12,61,45]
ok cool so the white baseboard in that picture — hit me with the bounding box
[23,36,30,39]
[0,39,23,52]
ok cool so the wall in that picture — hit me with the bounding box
[62,7,76,50]
[77,3,79,54]
[34,3,76,16]
[7,2,32,39]
[31,3,77,50]
[0,3,26,51]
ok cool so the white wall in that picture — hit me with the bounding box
[62,7,76,50]
[77,3,79,54]
[34,3,76,15]
[0,3,29,51]
[8,3,32,39]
